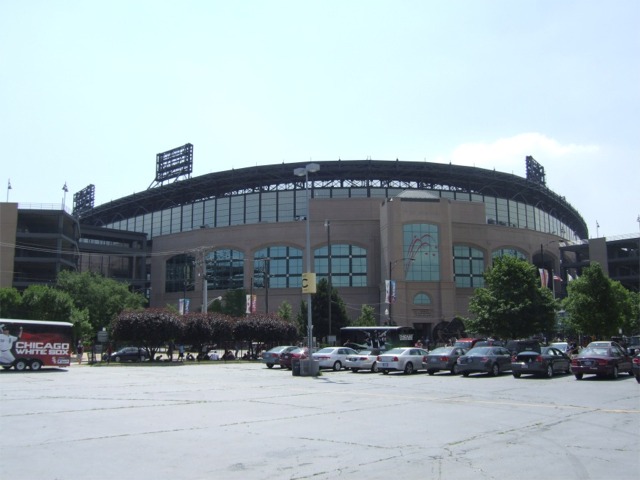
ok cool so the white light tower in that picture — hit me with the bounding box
[294,163,320,364]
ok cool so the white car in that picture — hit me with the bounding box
[312,347,359,371]
[377,347,429,375]
[345,349,381,373]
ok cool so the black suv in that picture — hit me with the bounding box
[505,339,541,356]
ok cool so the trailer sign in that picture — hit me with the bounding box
[1,319,73,371]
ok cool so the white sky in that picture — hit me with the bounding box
[2,1,638,238]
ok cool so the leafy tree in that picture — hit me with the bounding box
[353,304,377,326]
[21,285,76,322]
[56,271,147,333]
[180,312,234,355]
[307,278,350,339]
[562,263,627,338]
[111,308,183,361]
[277,300,293,321]
[0,287,22,318]
[220,289,247,317]
[467,256,556,339]
[233,313,298,353]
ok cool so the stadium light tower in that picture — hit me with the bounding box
[294,163,320,364]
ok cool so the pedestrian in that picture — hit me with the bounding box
[167,342,174,361]
[178,344,185,361]
[76,340,84,364]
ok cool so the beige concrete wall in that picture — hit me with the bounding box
[0,203,18,288]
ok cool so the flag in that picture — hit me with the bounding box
[62,182,68,192]
[179,298,190,315]
[553,275,562,282]
[7,180,11,190]
[245,294,256,314]
[385,280,397,304]
[539,268,549,289]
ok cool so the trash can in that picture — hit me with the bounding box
[300,359,309,376]
[292,358,301,376]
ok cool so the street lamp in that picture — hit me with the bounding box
[294,163,320,362]
[387,257,414,324]
[324,219,332,338]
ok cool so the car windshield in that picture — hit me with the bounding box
[384,348,408,355]
[466,347,493,356]
[581,347,610,356]
[429,347,452,355]
[316,348,335,354]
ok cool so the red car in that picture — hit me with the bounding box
[279,347,310,370]
[570,342,633,380]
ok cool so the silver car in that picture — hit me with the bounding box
[425,346,467,375]
[377,347,429,375]
[345,348,381,373]
[312,347,359,371]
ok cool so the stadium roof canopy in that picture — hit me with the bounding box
[78,159,588,239]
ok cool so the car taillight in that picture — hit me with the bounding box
[439,356,449,362]
[571,359,578,365]
[596,359,609,366]
[535,355,543,362]
[393,356,399,361]
[633,357,640,365]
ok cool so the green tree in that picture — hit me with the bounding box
[56,271,147,333]
[0,287,22,318]
[353,304,377,326]
[234,313,298,352]
[467,256,556,339]
[111,308,183,361]
[562,263,627,338]
[220,289,247,317]
[277,300,293,322]
[308,278,350,339]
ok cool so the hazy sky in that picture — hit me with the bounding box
[2,1,638,238]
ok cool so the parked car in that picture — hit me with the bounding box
[473,339,504,347]
[511,346,571,378]
[261,346,298,368]
[626,336,640,356]
[505,339,541,356]
[312,347,359,371]
[279,347,311,369]
[345,348,381,373]
[570,343,633,380]
[632,353,640,384]
[377,347,429,375]
[550,342,570,353]
[453,338,485,350]
[424,346,467,375]
[110,347,149,363]
[457,346,513,377]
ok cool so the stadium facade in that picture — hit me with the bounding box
[44,156,586,341]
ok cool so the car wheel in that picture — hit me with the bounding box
[451,364,459,375]
[404,362,414,374]
[29,360,43,371]
[612,365,619,379]
[545,364,553,378]
[371,362,379,373]
[351,368,359,373]
[333,361,342,371]
[14,359,27,371]
[382,369,389,375]
[427,370,435,375]
[462,372,470,377]
[490,363,500,376]
[513,372,521,378]
[266,364,274,369]
[575,373,583,380]
[114,356,121,363]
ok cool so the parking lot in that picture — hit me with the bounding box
[1,362,638,480]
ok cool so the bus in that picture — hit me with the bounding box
[0,319,73,371]
[340,326,416,351]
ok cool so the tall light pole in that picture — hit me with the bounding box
[294,163,320,361]
[324,219,332,338]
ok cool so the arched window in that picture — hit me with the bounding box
[205,249,244,290]
[492,248,527,261]
[165,254,196,293]
[253,246,303,289]
[453,245,485,288]
[314,244,367,287]
[413,293,432,305]
[403,224,440,281]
